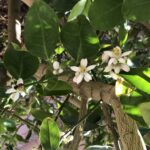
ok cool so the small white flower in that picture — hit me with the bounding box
[6,78,26,102]
[53,61,63,75]
[102,46,132,64]
[102,46,131,74]
[104,63,130,74]
[70,58,96,84]
[6,72,15,86]
[60,131,74,144]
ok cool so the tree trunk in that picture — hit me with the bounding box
[8,0,21,44]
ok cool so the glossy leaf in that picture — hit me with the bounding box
[0,119,16,132]
[30,109,51,121]
[68,0,91,22]
[123,0,150,22]
[24,0,59,59]
[61,16,99,62]
[60,103,78,126]
[4,49,39,79]
[39,117,60,150]
[0,120,6,134]
[88,0,124,30]
[43,79,72,96]
[120,68,150,95]
[52,0,78,13]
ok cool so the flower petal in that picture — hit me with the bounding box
[84,73,92,82]
[86,65,96,71]
[70,66,79,72]
[10,92,19,101]
[53,70,57,75]
[58,68,63,74]
[17,78,23,85]
[53,61,60,70]
[74,73,84,84]
[122,51,132,57]
[20,91,26,97]
[121,64,130,72]
[104,65,112,72]
[102,53,109,62]
[114,66,121,74]
[118,58,126,64]
[103,51,115,58]
[6,88,16,94]
[108,58,117,65]
[80,59,87,67]
[110,71,119,80]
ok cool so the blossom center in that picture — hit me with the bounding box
[80,66,86,73]
[113,47,121,57]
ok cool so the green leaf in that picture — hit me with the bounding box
[68,0,91,22]
[122,0,150,22]
[39,117,60,150]
[52,0,78,13]
[88,0,124,30]
[31,109,51,121]
[0,120,6,134]
[120,68,150,95]
[139,102,150,126]
[43,79,72,96]
[24,0,59,59]
[61,16,99,62]
[116,69,150,125]
[4,49,39,79]
[60,103,78,126]
[1,119,16,132]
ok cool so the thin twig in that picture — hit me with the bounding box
[55,94,70,121]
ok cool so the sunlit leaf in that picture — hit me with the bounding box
[24,0,59,59]
[39,117,60,150]
[68,0,91,22]
[120,68,150,94]
[61,16,99,62]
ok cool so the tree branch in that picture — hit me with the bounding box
[8,0,21,44]
[59,74,147,150]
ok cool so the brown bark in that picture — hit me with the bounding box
[8,0,21,44]
[69,97,88,150]
[59,75,147,150]
[101,102,120,150]
[34,64,147,150]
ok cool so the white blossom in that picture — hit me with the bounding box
[102,46,131,74]
[53,61,63,75]
[60,131,74,144]
[6,78,26,102]
[70,58,96,84]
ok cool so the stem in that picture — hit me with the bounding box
[8,0,21,45]
[55,95,70,121]
[5,109,39,132]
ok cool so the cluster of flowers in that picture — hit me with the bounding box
[6,46,131,101]
[102,46,132,74]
